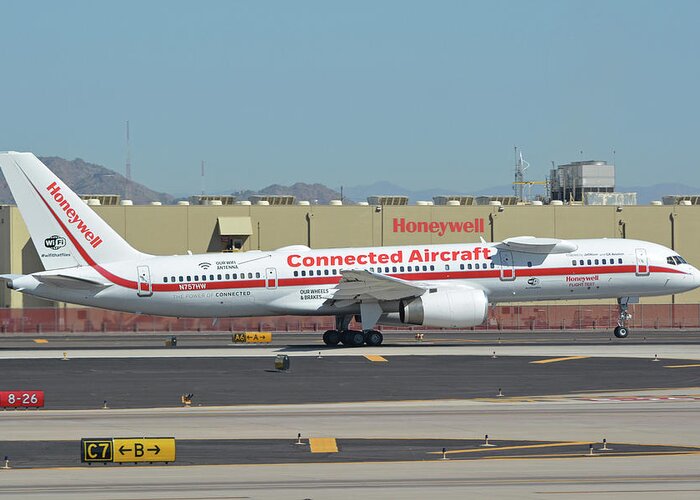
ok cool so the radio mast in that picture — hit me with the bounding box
[125,121,131,200]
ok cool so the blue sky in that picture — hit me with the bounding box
[1,1,698,194]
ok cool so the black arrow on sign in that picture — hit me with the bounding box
[147,445,161,454]
[118,445,132,454]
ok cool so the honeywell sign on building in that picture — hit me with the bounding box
[393,217,486,236]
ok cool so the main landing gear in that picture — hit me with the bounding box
[322,315,384,347]
[614,297,633,339]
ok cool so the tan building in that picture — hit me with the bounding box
[1,203,699,308]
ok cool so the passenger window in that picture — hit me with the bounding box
[201,275,206,281]
[255,272,260,278]
[194,275,199,281]
[572,260,576,266]
[460,264,464,270]
[301,270,306,276]
[179,276,184,282]
[579,260,584,265]
[187,276,191,281]
[491,262,495,269]
[163,277,168,283]
[231,273,236,279]
[407,266,412,272]
[618,258,623,264]
[324,269,329,275]
[294,271,298,277]
[210,274,214,280]
[217,274,222,280]
[400,266,405,272]
[467,264,472,270]
[445,264,450,271]
[527,262,532,268]
[594,259,599,265]
[332,269,337,275]
[602,259,606,265]
[171,276,175,282]
[430,265,435,271]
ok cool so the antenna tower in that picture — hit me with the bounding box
[513,146,529,202]
[201,160,205,195]
[125,121,131,200]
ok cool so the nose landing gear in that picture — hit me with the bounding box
[614,297,634,338]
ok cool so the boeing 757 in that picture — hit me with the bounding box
[0,152,698,345]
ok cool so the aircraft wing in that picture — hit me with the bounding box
[329,270,428,303]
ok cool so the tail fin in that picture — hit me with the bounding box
[0,152,145,270]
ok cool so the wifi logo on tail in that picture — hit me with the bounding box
[199,262,211,270]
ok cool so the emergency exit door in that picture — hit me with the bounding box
[136,265,153,297]
[635,248,650,276]
[499,250,516,281]
[265,267,278,289]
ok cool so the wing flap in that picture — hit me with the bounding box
[331,270,427,302]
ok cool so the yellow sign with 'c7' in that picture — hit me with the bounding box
[81,437,175,463]
[113,438,176,463]
[81,439,113,462]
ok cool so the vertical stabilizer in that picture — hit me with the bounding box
[0,152,146,270]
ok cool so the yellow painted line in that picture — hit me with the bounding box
[530,356,589,364]
[364,355,388,362]
[309,438,338,453]
[664,364,700,369]
[33,339,48,344]
[428,441,590,455]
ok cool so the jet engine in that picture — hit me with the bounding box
[399,288,488,328]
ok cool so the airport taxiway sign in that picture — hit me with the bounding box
[113,438,176,463]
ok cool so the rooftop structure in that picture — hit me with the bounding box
[550,160,615,203]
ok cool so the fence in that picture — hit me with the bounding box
[0,304,698,334]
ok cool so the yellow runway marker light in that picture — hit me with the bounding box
[364,355,388,362]
[664,364,700,369]
[309,438,338,453]
[33,339,48,344]
[530,356,589,365]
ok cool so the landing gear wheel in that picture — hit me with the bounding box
[614,326,629,339]
[364,330,383,346]
[323,330,340,346]
[340,330,364,346]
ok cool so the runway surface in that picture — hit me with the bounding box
[1,330,700,498]
[1,354,700,408]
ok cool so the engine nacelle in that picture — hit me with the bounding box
[399,288,488,328]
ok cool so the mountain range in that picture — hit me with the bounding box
[0,156,696,206]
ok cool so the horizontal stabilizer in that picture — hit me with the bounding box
[34,274,112,289]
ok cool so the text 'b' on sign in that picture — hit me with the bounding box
[113,438,176,463]
[81,439,113,462]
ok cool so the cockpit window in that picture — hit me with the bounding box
[668,255,688,265]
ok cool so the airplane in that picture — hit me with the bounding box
[0,151,698,346]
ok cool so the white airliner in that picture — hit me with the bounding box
[0,152,698,345]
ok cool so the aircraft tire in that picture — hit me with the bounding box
[323,330,340,346]
[614,326,629,339]
[364,330,383,346]
[347,330,365,346]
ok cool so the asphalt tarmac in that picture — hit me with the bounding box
[0,354,699,409]
[2,332,700,498]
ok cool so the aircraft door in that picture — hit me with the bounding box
[635,248,650,276]
[265,267,278,289]
[499,250,516,281]
[136,265,153,297]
